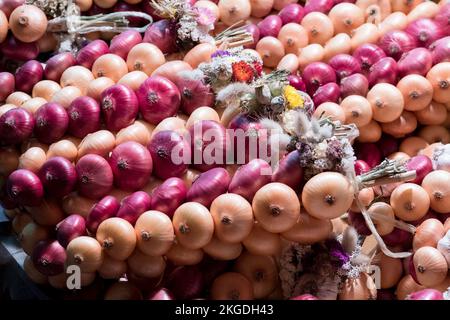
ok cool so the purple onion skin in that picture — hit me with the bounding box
[143,19,178,54]
[38,157,77,198]
[378,135,398,158]
[304,0,334,14]
[397,47,433,77]
[272,150,304,190]
[56,214,87,248]
[113,2,147,27]
[429,36,450,64]
[32,240,66,276]
[406,155,432,185]
[435,4,450,36]
[244,24,260,49]
[6,169,43,207]
[290,294,319,300]
[328,54,361,80]
[354,159,370,175]
[0,35,39,61]
[258,15,283,38]
[382,228,413,248]
[405,18,444,48]
[15,60,44,93]
[165,266,204,300]
[0,107,34,145]
[86,195,120,234]
[407,289,444,300]
[355,143,382,169]
[353,44,386,75]
[186,168,230,208]
[377,289,396,300]
[148,288,175,300]
[34,102,69,144]
[378,31,417,61]
[0,72,15,101]
[116,191,151,225]
[368,57,398,87]
[67,96,101,139]
[312,82,341,105]
[302,62,337,96]
[229,159,272,202]
[76,154,113,200]
[199,257,231,288]
[150,177,187,218]
[44,52,76,82]
[279,4,305,24]
[101,84,139,132]
[76,40,109,69]
[348,211,371,236]
[339,73,368,98]
[288,74,306,91]
[109,30,143,60]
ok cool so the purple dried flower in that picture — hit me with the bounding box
[325,239,350,267]
[211,50,231,58]
[326,139,344,160]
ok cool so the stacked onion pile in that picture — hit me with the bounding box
[0,0,449,300]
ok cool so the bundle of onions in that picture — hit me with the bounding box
[66,236,103,273]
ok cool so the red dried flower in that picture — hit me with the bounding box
[232,61,254,83]
[253,61,263,76]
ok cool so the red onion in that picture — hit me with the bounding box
[32,240,66,276]
[382,228,413,248]
[272,150,304,190]
[0,35,39,61]
[435,4,450,36]
[353,44,386,75]
[406,289,444,300]
[151,177,187,218]
[397,47,433,77]
[113,2,147,27]
[304,0,334,14]
[328,54,361,80]
[228,114,266,164]
[176,76,214,115]
[6,169,43,207]
[378,31,417,61]
[355,143,381,168]
[302,62,337,96]
[0,0,25,18]
[405,155,432,185]
[76,40,109,69]
[108,141,153,191]
[290,294,319,300]
[410,210,441,227]
[44,52,76,82]
[67,96,101,138]
[186,167,230,207]
[101,84,139,132]
[116,191,151,225]
[377,289,396,300]
[189,120,229,172]
[137,76,181,125]
[378,135,398,158]
[148,130,190,180]
[165,266,204,300]
[199,258,231,287]
[0,183,17,209]
[0,108,34,145]
[229,159,272,202]
[405,18,444,48]
[0,72,15,101]
[76,154,113,200]
[340,73,368,98]
[86,195,119,234]
[38,157,77,198]
[258,15,283,38]
[142,0,162,21]
[348,211,371,236]
[85,3,108,15]
[312,82,341,105]
[368,57,398,87]
[143,19,178,54]
[354,159,371,175]
[244,24,260,49]
[288,74,306,91]
[429,36,450,64]
[34,103,69,144]
[15,60,43,93]
[148,288,175,300]
[279,3,305,24]
[56,214,86,248]
[109,30,142,60]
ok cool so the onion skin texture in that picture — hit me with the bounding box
[31,240,66,276]
[86,195,120,234]
[116,191,151,225]
[101,84,139,132]
[210,272,254,300]
[76,154,113,200]
[134,210,174,256]
[407,289,444,300]
[150,177,187,218]
[165,265,204,300]
[56,214,86,248]
[96,217,137,261]
[0,108,34,145]
[186,168,230,208]
[272,150,303,190]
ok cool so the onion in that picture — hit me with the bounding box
[32,102,68,144]
[110,30,142,60]
[166,240,204,266]
[396,48,433,79]
[277,54,300,72]
[415,101,448,125]
[301,12,334,46]
[406,19,444,49]
[60,66,94,95]
[430,37,450,65]
[353,43,386,75]
[367,83,404,123]
[302,62,336,96]
[340,73,369,98]
[32,240,66,276]
[66,236,103,273]
[313,102,346,123]
[374,253,404,289]
[92,53,128,83]
[258,15,282,39]
[127,250,165,279]
[166,265,204,300]
[26,198,64,227]
[186,167,230,207]
[51,86,82,109]
[56,214,86,248]
[78,130,115,159]
[282,211,332,244]
[419,125,450,144]
[9,5,47,43]
[244,24,260,49]
[76,154,113,200]
[186,107,220,128]
[104,282,143,300]
[381,110,418,138]
[291,294,319,300]
[118,71,148,92]
[203,236,243,260]
[76,40,109,69]
[413,246,448,286]
[114,191,151,225]
[86,77,115,102]
[86,195,120,234]
[228,159,272,202]
[313,82,341,105]
[405,155,432,185]
[323,33,352,62]
[184,43,217,69]
[368,57,398,87]
[329,54,361,80]
[150,177,186,218]
[148,288,175,300]
[350,23,380,51]
[242,223,281,256]
[19,221,49,255]
[143,19,177,54]
[15,60,43,93]
[396,75,433,112]
[0,35,39,61]
[413,219,445,251]
[0,72,15,102]
[339,272,377,300]
[134,210,173,257]
[152,61,193,84]
[66,96,101,139]
[396,275,425,300]
[32,80,60,101]
[302,172,354,220]
[18,147,46,173]
[421,170,450,213]
[115,121,152,146]
[407,288,444,300]
[271,150,303,190]
[298,44,325,70]
[0,147,19,176]
[427,62,450,103]
[400,136,429,156]
[379,31,416,61]
[176,75,214,115]
[211,272,253,300]
[127,43,165,75]
[256,36,285,68]
[341,95,372,127]
[38,157,76,198]
[100,84,138,131]
[279,3,305,24]
[98,255,126,279]
[23,255,47,285]
[96,217,136,260]
[6,91,30,106]
[7,169,43,207]
[20,97,45,115]
[304,0,334,14]
[0,0,25,18]
[44,53,76,82]
[234,252,278,299]
[379,12,408,34]
[0,108,34,145]
[172,202,214,249]
[218,0,251,26]
[328,3,364,35]
[390,183,430,221]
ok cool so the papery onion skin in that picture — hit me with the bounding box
[15,60,43,93]
[67,96,101,139]
[378,31,417,61]
[56,214,86,248]
[86,195,120,234]
[0,72,15,102]
[101,84,139,132]
[313,82,341,105]
[76,154,113,200]
[6,169,43,207]
[110,30,142,60]
[108,141,153,192]
[44,53,76,82]
[0,108,34,145]
[0,35,39,61]
[328,54,361,81]
[116,191,151,225]
[186,167,230,207]
[31,240,66,276]
[406,289,444,300]
[143,19,178,54]
[397,48,433,78]
[38,156,76,198]
[405,18,444,48]
[76,39,109,69]
[302,62,337,96]
[406,155,433,184]
[150,177,187,218]
[165,266,204,300]
[429,36,450,65]
[369,57,398,87]
[340,73,369,98]
[176,75,214,115]
[353,44,386,75]
[258,15,283,38]
[34,102,69,144]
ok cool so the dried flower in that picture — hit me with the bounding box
[193,7,216,25]
[283,85,304,109]
[211,50,231,58]
[232,61,255,83]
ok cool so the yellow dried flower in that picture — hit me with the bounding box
[283,85,304,109]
